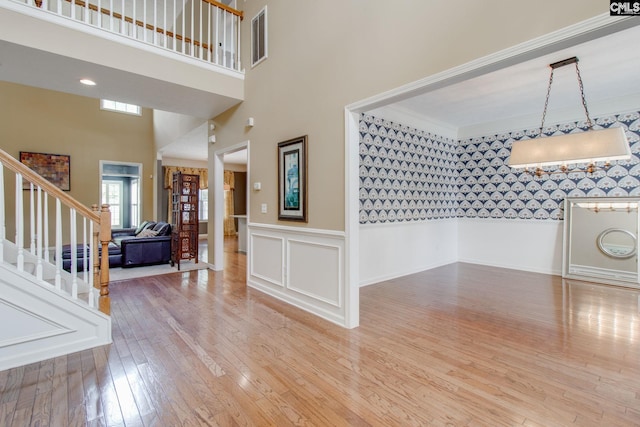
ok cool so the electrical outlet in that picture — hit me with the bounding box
[261,203,267,213]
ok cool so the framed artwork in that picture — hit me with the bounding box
[278,135,307,221]
[20,151,71,191]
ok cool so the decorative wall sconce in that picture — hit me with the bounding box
[508,57,630,177]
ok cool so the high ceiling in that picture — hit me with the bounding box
[2,14,640,161]
[369,23,640,139]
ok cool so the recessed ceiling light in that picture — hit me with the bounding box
[80,78,96,86]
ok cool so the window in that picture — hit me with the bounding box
[102,180,124,228]
[199,188,209,221]
[100,161,142,228]
[100,99,142,116]
[251,6,267,67]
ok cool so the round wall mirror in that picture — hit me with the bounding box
[597,228,637,259]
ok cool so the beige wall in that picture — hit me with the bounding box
[213,0,605,232]
[1,81,155,238]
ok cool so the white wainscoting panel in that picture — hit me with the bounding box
[458,218,563,275]
[288,239,341,307]
[250,233,285,287]
[359,219,458,287]
[248,223,346,326]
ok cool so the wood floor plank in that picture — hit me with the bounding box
[2,242,640,426]
[49,356,69,427]
[0,365,24,405]
[10,362,40,427]
[28,390,52,427]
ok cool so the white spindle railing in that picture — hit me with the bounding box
[13,0,243,71]
[0,149,111,315]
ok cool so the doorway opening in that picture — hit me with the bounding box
[211,142,249,275]
[100,161,142,228]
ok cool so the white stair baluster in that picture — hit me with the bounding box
[132,0,137,39]
[70,208,78,299]
[29,183,35,254]
[36,186,43,280]
[235,12,241,70]
[207,3,211,62]
[153,0,157,45]
[83,217,88,283]
[97,0,102,28]
[214,7,219,64]
[173,0,177,52]
[15,174,24,272]
[197,0,201,59]
[55,198,62,291]
[143,0,147,43]
[222,11,227,68]
[182,0,185,54]
[44,194,50,263]
[121,0,125,35]
[88,220,95,308]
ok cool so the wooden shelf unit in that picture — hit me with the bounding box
[170,172,199,270]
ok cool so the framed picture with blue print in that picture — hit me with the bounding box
[278,135,307,222]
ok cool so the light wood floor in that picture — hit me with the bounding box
[2,246,640,426]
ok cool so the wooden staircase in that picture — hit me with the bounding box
[0,148,112,371]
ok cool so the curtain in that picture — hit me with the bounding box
[164,166,208,223]
[164,166,208,189]
[223,171,236,236]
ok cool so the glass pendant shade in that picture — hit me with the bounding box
[508,126,630,169]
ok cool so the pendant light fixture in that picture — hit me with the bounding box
[508,57,630,177]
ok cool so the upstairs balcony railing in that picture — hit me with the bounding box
[15,0,243,71]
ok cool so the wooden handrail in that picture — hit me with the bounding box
[0,149,99,222]
[204,0,244,20]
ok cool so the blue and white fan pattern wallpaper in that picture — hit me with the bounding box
[359,111,640,225]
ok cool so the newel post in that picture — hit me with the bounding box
[97,204,111,315]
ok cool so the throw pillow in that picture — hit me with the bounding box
[136,229,158,238]
[134,221,150,235]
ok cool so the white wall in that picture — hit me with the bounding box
[359,218,563,287]
[458,218,563,275]
[359,219,458,286]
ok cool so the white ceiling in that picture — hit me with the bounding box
[0,39,240,120]
[2,17,640,162]
[369,23,640,139]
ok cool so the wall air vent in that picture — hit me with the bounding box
[251,6,268,67]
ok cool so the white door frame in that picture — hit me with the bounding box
[210,141,249,270]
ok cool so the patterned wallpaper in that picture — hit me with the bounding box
[359,111,640,224]
[359,115,458,224]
